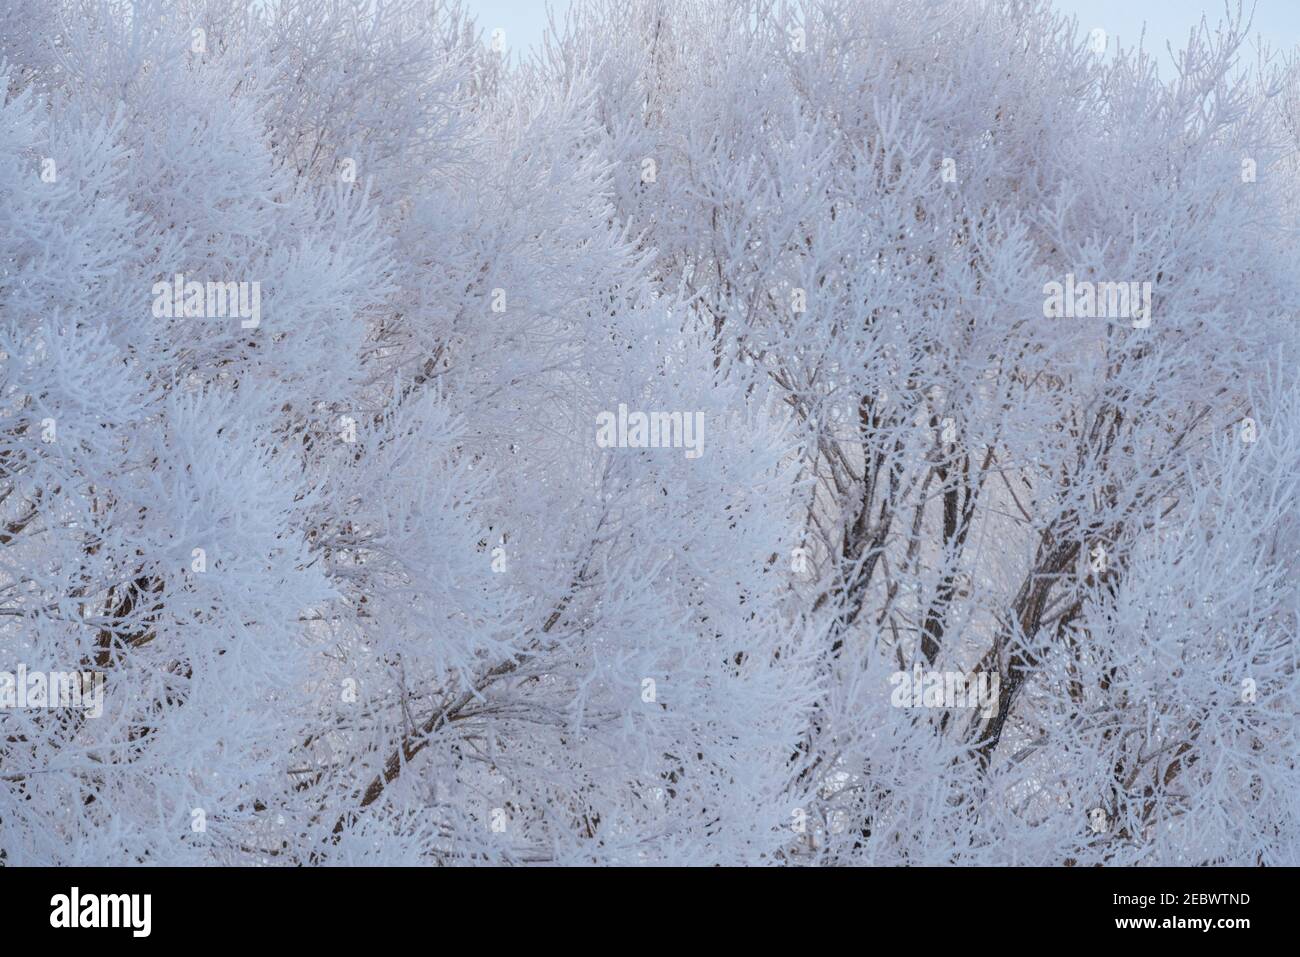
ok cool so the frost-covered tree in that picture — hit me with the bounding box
[538,0,1300,864]
[1,0,1296,866]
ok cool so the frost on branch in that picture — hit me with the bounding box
[0,0,1297,865]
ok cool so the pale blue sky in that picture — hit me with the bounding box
[463,0,1300,65]
[1053,0,1299,63]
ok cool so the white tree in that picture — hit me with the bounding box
[1,0,1296,866]
[540,0,1300,863]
